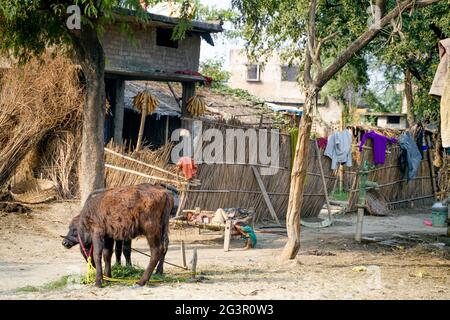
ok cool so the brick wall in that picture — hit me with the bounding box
[101,23,201,74]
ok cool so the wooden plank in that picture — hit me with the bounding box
[251,165,281,226]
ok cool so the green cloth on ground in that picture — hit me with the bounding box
[241,225,257,247]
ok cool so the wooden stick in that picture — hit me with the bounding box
[223,219,232,252]
[104,147,183,180]
[166,82,182,108]
[190,248,198,278]
[426,135,438,200]
[251,165,281,226]
[315,140,332,221]
[180,240,187,269]
[105,163,189,186]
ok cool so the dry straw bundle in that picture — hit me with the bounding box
[105,142,177,188]
[0,53,84,190]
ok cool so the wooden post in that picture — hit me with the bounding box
[355,161,369,242]
[314,140,332,221]
[180,240,187,268]
[190,248,197,278]
[181,82,195,117]
[165,116,170,144]
[113,79,125,145]
[426,135,437,200]
[251,165,281,226]
[355,207,364,242]
[223,219,232,252]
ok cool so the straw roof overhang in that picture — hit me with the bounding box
[124,81,181,117]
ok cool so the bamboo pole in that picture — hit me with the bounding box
[136,109,147,151]
[105,163,190,186]
[104,147,184,180]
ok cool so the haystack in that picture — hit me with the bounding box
[0,52,83,194]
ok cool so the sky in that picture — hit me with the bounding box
[198,0,390,98]
[199,0,238,69]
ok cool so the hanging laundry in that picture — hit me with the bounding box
[316,137,328,150]
[359,131,397,165]
[176,156,197,180]
[430,38,450,148]
[399,132,422,181]
[324,130,352,170]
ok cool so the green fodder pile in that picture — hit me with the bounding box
[0,53,83,192]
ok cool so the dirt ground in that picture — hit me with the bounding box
[0,201,449,300]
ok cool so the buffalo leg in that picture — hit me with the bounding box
[92,236,104,288]
[155,236,168,275]
[137,238,161,286]
[103,238,114,278]
[114,240,123,265]
[123,239,132,266]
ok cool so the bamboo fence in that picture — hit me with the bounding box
[182,119,337,221]
[347,139,436,211]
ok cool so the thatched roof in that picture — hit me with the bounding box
[125,81,277,125]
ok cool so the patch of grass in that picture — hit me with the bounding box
[79,264,191,286]
[16,275,75,293]
[16,285,40,293]
[111,263,144,279]
[330,190,349,202]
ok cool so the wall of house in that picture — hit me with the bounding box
[228,49,305,104]
[376,116,407,129]
[313,97,343,136]
[102,23,201,74]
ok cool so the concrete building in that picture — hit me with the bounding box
[228,49,343,136]
[360,112,408,129]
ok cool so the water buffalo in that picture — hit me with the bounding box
[62,214,132,267]
[62,183,173,287]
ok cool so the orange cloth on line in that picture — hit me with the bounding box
[177,157,197,180]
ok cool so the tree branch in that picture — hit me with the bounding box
[307,0,322,73]
[315,0,443,88]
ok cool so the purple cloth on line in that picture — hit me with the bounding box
[359,131,397,165]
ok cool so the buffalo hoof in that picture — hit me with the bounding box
[95,281,103,288]
[136,280,146,286]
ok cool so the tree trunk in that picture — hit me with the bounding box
[280,88,316,260]
[404,69,415,126]
[70,27,106,205]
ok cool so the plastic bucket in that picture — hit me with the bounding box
[431,211,448,227]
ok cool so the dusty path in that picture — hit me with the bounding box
[0,202,448,299]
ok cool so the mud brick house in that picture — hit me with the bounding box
[102,8,222,146]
